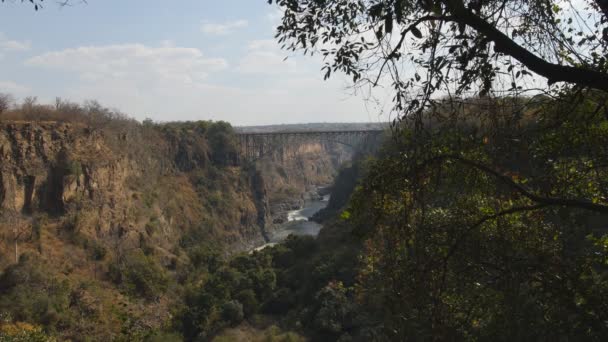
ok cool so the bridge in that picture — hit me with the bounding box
[236,129,384,161]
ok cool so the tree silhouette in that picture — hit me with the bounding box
[1,0,44,10]
[1,0,82,10]
[270,0,608,120]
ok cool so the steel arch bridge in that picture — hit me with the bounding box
[236,129,384,162]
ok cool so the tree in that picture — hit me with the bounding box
[269,0,608,120]
[0,93,14,115]
[270,0,608,340]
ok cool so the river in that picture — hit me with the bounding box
[254,194,330,251]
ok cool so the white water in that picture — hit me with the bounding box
[287,208,307,222]
[254,195,330,252]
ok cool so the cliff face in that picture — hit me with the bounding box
[0,121,272,252]
[254,141,351,224]
[0,122,108,214]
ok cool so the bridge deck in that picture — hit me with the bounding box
[236,129,384,136]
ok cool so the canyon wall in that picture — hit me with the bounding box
[0,121,347,261]
[255,141,350,224]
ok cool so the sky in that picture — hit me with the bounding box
[0,0,386,125]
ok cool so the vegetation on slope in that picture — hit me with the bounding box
[0,99,256,340]
[175,151,371,341]
[0,96,355,341]
[186,94,608,341]
[344,94,608,340]
[178,228,365,341]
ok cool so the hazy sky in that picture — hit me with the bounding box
[0,0,386,125]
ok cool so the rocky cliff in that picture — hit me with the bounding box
[253,140,350,225]
[0,121,266,258]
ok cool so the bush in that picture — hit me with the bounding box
[263,288,295,315]
[312,282,352,335]
[235,290,258,317]
[0,322,52,342]
[108,250,169,300]
[90,243,107,261]
[0,255,71,331]
[220,301,244,326]
[207,121,238,166]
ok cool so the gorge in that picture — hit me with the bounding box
[0,116,380,340]
[2,0,608,340]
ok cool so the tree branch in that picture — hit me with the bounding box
[444,0,608,92]
[447,203,549,260]
[374,15,453,86]
[424,154,608,214]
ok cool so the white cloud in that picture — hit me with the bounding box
[0,81,30,94]
[201,20,248,35]
[0,33,31,52]
[25,43,228,84]
[238,39,297,74]
[17,42,381,125]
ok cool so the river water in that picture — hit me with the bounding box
[253,194,330,251]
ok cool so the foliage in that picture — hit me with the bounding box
[220,301,244,325]
[266,1,608,340]
[207,121,239,166]
[344,95,608,340]
[0,322,53,342]
[179,220,371,341]
[235,290,259,318]
[108,250,169,300]
[312,161,363,222]
[270,0,608,121]
[0,254,71,334]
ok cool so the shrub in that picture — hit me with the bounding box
[312,282,352,335]
[90,243,107,261]
[0,255,71,330]
[0,322,52,342]
[220,301,243,326]
[234,290,258,317]
[108,250,169,300]
[263,288,295,315]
